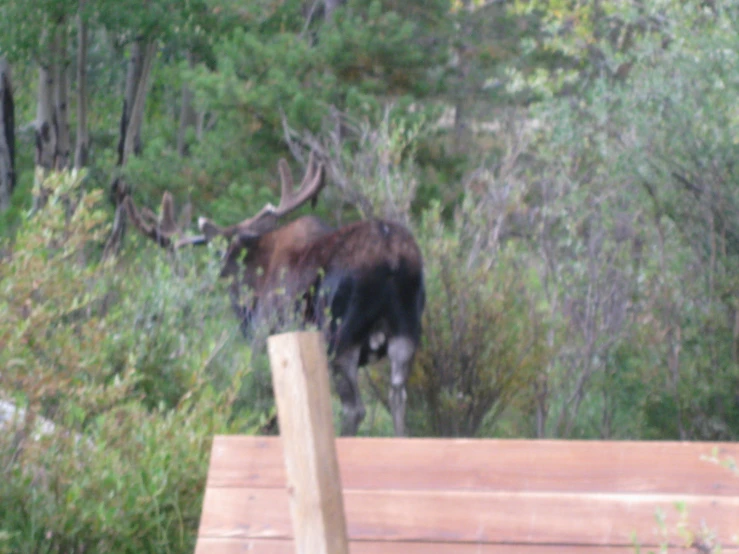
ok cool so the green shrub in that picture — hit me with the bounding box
[519,0,739,440]
[102,240,247,411]
[0,390,235,554]
[403,202,549,437]
[0,171,253,553]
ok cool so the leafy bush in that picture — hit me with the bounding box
[403,202,549,437]
[0,171,253,553]
[102,240,246,411]
[520,1,739,440]
[0,392,234,554]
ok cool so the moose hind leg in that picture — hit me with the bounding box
[331,346,365,436]
[388,336,415,437]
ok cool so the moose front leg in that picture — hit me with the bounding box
[388,336,415,437]
[331,346,365,436]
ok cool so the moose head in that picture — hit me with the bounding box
[124,154,425,436]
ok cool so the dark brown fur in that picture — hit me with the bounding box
[224,218,423,336]
[220,215,334,325]
[223,216,425,436]
[297,219,423,275]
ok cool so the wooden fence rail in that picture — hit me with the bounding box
[195,436,739,553]
[194,332,739,553]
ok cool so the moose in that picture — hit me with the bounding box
[123,153,425,436]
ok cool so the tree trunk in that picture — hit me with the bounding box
[34,57,57,212]
[74,0,89,170]
[176,51,197,157]
[117,40,146,166]
[0,57,15,212]
[33,25,73,212]
[121,39,156,166]
[54,27,71,171]
[35,65,56,171]
[104,39,158,260]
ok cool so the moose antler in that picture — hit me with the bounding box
[197,152,326,241]
[124,191,206,249]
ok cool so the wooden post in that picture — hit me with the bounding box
[267,331,350,554]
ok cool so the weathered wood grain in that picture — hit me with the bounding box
[205,436,739,495]
[196,435,739,553]
[266,332,349,554]
[195,537,728,554]
[198,487,739,547]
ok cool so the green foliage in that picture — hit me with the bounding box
[0,394,230,553]
[0,171,252,552]
[319,0,449,98]
[0,166,34,237]
[120,114,300,226]
[3,0,739,479]
[174,0,451,218]
[517,0,739,440]
[1,171,113,410]
[0,0,77,62]
[307,104,431,222]
[94,0,215,44]
[407,202,549,437]
[5,0,739,548]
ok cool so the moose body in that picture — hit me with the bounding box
[308,219,425,436]
[220,215,425,435]
[125,154,425,436]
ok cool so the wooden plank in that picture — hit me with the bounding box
[266,332,349,554]
[198,488,739,547]
[194,537,723,554]
[205,436,739,495]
